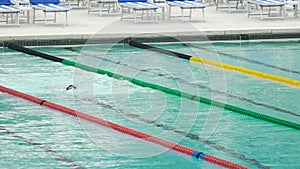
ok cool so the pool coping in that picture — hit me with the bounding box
[2,28,300,46]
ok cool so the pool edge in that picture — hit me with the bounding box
[1,29,300,46]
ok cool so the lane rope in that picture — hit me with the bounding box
[185,43,300,75]
[0,85,249,169]
[80,97,268,169]
[128,40,300,87]
[7,43,300,131]
[65,47,299,118]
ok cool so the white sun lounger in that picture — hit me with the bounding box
[247,0,286,20]
[166,0,207,22]
[119,0,161,23]
[98,0,119,16]
[30,0,71,25]
[215,0,247,13]
[0,0,21,26]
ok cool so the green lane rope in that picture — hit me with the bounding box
[7,43,300,131]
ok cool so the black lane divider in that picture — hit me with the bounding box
[7,47,64,62]
[79,97,269,169]
[186,43,300,75]
[0,125,85,169]
[128,39,192,60]
[64,47,300,118]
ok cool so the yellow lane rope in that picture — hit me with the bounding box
[190,56,300,87]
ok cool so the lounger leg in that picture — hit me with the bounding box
[112,3,115,12]
[260,6,263,20]
[147,10,149,19]
[181,8,184,22]
[6,14,9,24]
[66,11,68,26]
[108,3,111,13]
[116,3,119,13]
[120,7,123,20]
[54,12,57,23]
[16,13,19,27]
[88,0,90,13]
[168,5,171,20]
[295,4,299,17]
[202,8,205,22]
[10,13,13,23]
[282,5,285,20]
[100,3,102,16]
[134,10,137,23]
[33,9,36,24]
[155,9,157,23]
[44,12,47,26]
[189,8,192,19]
[162,6,165,20]
[27,9,30,24]
[247,2,250,17]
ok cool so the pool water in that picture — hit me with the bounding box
[0,39,300,169]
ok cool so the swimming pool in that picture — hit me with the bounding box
[1,39,300,169]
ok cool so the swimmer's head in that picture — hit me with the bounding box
[66,85,76,91]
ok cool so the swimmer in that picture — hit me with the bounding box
[66,85,77,91]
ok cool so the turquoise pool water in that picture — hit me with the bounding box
[0,40,300,169]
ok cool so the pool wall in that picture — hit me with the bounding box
[1,31,300,47]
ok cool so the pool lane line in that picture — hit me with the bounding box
[7,43,300,131]
[128,40,300,87]
[0,85,249,169]
[79,97,269,169]
[0,125,85,169]
[65,47,300,118]
[185,43,300,75]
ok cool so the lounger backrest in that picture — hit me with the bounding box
[0,0,12,5]
[118,0,147,3]
[30,0,60,4]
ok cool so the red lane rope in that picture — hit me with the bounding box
[0,85,248,169]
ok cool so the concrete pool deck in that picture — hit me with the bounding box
[1,4,300,42]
